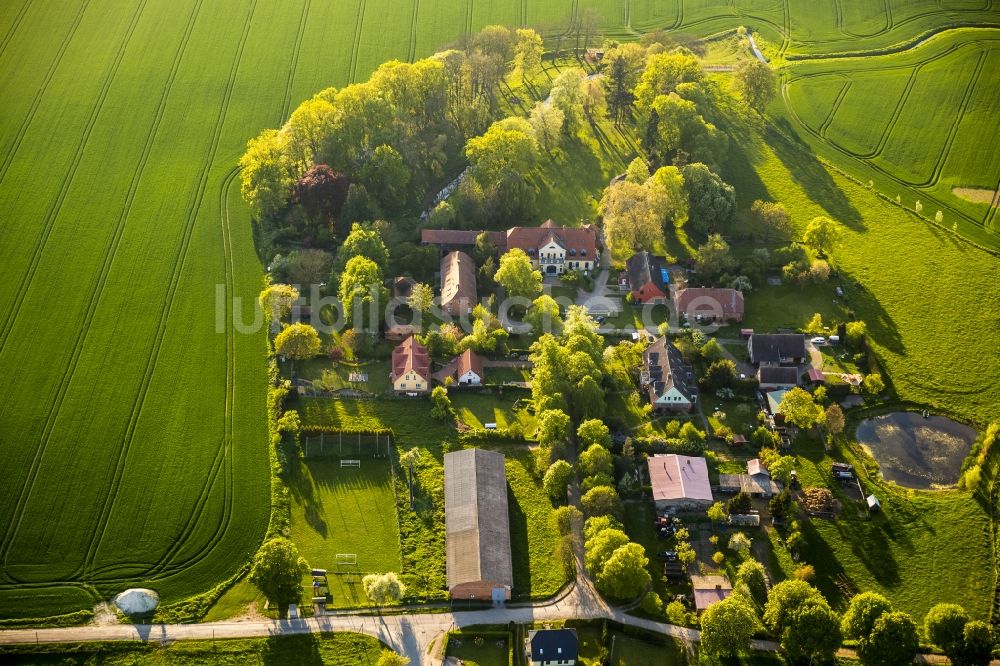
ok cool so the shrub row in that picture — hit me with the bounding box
[458,428,528,444]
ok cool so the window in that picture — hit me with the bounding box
[400,383,407,389]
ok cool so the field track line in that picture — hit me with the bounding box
[0,0,92,187]
[780,60,987,232]
[79,0,259,580]
[142,167,240,578]
[836,0,891,39]
[466,0,473,35]
[280,0,311,121]
[817,77,851,138]
[0,0,152,355]
[669,0,682,30]
[91,168,242,582]
[0,0,196,569]
[906,48,986,188]
[348,0,367,83]
[408,0,419,62]
[0,0,33,62]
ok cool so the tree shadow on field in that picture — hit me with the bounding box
[507,484,531,598]
[769,118,865,231]
[841,274,905,356]
[288,456,328,539]
[262,633,323,664]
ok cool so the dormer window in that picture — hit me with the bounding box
[569,249,576,256]
[581,249,587,256]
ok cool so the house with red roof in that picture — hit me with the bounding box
[622,251,670,304]
[647,454,714,510]
[674,287,745,323]
[433,349,486,387]
[391,336,430,395]
[440,250,477,316]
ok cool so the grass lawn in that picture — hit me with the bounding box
[300,397,457,444]
[288,358,394,396]
[487,367,533,384]
[0,632,384,665]
[609,631,686,666]
[202,578,260,622]
[728,281,851,334]
[819,347,863,375]
[778,436,992,620]
[451,390,537,433]
[445,632,511,666]
[289,458,401,608]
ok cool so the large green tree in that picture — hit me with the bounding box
[584,527,630,574]
[859,611,919,666]
[338,256,387,328]
[700,594,759,656]
[599,180,667,261]
[543,460,574,502]
[274,323,322,361]
[803,215,841,256]
[842,592,894,641]
[682,163,735,234]
[733,58,776,112]
[495,248,542,299]
[466,118,539,185]
[240,129,295,219]
[579,443,613,479]
[778,387,824,430]
[248,538,309,609]
[581,485,622,518]
[334,222,390,276]
[594,542,650,600]
[924,603,971,658]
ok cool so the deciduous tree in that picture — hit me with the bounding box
[407,283,435,315]
[248,538,309,609]
[579,443,613,479]
[803,216,840,256]
[750,200,791,240]
[859,611,919,666]
[683,163,735,234]
[700,594,758,656]
[529,102,565,154]
[274,323,322,361]
[581,485,622,517]
[733,58,776,112]
[362,572,406,607]
[577,419,612,449]
[288,249,333,286]
[543,460,574,502]
[240,129,295,219]
[495,248,542,299]
[293,164,349,223]
[595,542,650,600]
[599,180,667,261]
[778,387,824,430]
[259,283,300,324]
[338,256,386,328]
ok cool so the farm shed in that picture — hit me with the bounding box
[439,250,477,316]
[444,448,513,601]
[867,495,881,512]
[757,366,800,390]
[690,575,733,612]
[749,333,807,366]
[647,454,714,510]
[674,287,745,322]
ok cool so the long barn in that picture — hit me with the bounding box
[444,448,513,601]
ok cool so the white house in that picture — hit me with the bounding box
[641,336,697,413]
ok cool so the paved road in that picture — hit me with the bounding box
[0,586,716,665]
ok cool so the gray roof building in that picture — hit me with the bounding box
[444,448,513,600]
[749,333,807,365]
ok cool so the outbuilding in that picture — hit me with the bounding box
[444,448,513,601]
[647,454,714,510]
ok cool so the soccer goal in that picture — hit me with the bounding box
[335,553,358,573]
[340,459,361,468]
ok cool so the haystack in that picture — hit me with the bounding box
[113,588,159,615]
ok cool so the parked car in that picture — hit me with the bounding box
[811,336,826,344]
[658,550,679,561]
[657,526,674,538]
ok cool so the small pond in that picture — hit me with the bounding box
[855,412,978,489]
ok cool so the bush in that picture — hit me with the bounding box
[640,591,664,617]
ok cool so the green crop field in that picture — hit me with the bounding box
[782,29,1000,244]
[2,0,998,624]
[0,632,385,664]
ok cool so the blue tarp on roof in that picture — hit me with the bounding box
[660,267,670,285]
